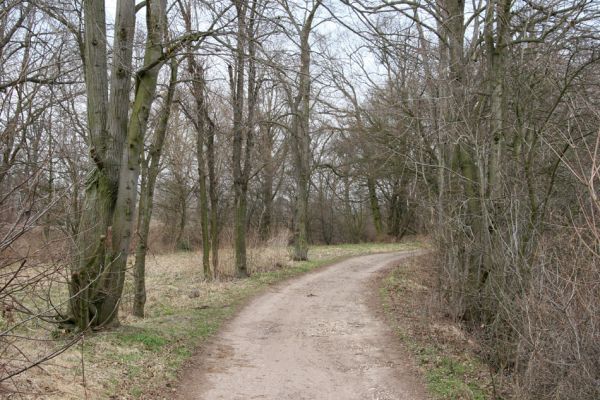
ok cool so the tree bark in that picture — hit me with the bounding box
[196,107,211,279]
[259,132,274,241]
[133,60,178,318]
[367,177,383,236]
[290,0,321,261]
[69,0,114,331]
[102,0,167,325]
[207,115,220,277]
[190,62,212,279]
[231,0,248,277]
[180,2,213,280]
[231,0,259,277]
[485,0,509,200]
[70,0,167,330]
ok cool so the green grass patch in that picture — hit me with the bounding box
[425,356,486,399]
[116,330,167,351]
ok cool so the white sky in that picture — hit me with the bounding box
[106,0,117,19]
[101,0,388,101]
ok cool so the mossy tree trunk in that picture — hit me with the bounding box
[70,0,167,330]
[367,177,383,235]
[192,68,211,277]
[438,0,512,323]
[105,0,166,323]
[69,0,132,330]
[288,0,321,261]
[197,127,211,279]
[230,0,260,277]
[207,116,220,277]
[259,120,275,241]
[133,60,178,318]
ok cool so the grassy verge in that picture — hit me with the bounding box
[379,253,498,400]
[12,242,420,399]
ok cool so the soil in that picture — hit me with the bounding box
[175,251,431,400]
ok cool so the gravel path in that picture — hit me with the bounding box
[176,251,429,400]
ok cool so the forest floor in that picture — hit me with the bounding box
[174,251,430,400]
[4,242,422,399]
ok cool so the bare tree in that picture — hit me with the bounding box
[179,0,214,279]
[277,0,322,260]
[229,0,262,276]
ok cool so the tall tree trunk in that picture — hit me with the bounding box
[133,162,149,316]
[463,0,511,323]
[437,0,489,321]
[207,117,220,277]
[69,0,120,331]
[290,1,320,261]
[181,2,213,280]
[190,63,212,279]
[101,0,167,325]
[106,0,136,190]
[231,0,248,277]
[133,60,178,318]
[291,71,311,258]
[259,124,274,241]
[485,0,509,200]
[70,0,167,330]
[231,0,259,277]
[197,130,211,278]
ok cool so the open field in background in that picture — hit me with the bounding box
[4,241,422,399]
[379,253,507,400]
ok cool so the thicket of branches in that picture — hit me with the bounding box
[341,1,600,398]
[1,0,599,398]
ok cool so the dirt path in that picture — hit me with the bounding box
[176,251,430,400]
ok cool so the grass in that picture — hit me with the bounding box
[425,357,487,400]
[8,241,420,399]
[379,255,494,400]
[116,330,167,352]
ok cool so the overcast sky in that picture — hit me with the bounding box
[100,0,385,99]
[106,0,117,21]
